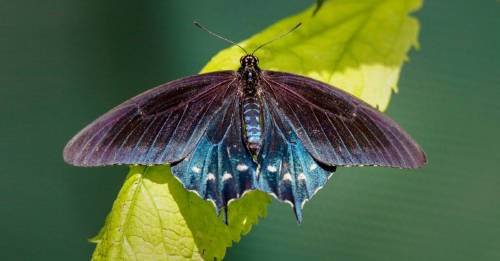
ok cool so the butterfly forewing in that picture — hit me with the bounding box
[63,71,237,166]
[261,70,426,169]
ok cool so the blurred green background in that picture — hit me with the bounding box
[1,0,499,260]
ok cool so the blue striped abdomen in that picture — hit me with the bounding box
[242,94,261,154]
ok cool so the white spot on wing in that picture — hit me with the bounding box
[313,186,323,196]
[298,173,306,181]
[222,172,232,181]
[237,163,248,171]
[283,173,292,182]
[301,198,309,209]
[284,200,294,208]
[309,164,317,171]
[267,165,277,172]
[192,166,201,173]
[206,173,215,181]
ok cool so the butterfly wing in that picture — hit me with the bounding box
[257,97,336,222]
[171,90,257,216]
[64,70,258,217]
[256,71,426,221]
[261,70,427,169]
[63,71,238,166]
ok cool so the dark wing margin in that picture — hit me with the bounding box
[261,70,427,169]
[63,71,237,166]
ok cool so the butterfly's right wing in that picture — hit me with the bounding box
[256,71,426,222]
[261,70,427,169]
[63,71,238,166]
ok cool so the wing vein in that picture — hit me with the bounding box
[143,113,171,163]
[312,108,340,163]
[95,111,138,164]
[160,104,189,160]
[325,115,353,164]
[126,117,157,163]
[263,79,321,158]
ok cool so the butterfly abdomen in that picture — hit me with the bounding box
[242,89,261,155]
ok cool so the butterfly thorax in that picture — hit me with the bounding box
[238,55,261,86]
[238,55,262,155]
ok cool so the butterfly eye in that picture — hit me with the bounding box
[254,56,259,65]
[240,56,245,65]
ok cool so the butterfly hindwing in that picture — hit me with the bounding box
[262,70,427,169]
[257,96,336,222]
[171,90,257,216]
[63,71,237,166]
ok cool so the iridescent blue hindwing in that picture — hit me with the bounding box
[257,97,335,223]
[171,94,257,217]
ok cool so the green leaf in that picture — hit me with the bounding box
[91,0,421,260]
[201,0,422,111]
[91,166,271,261]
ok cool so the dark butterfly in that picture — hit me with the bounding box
[63,22,426,223]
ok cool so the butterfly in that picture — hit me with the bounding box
[63,22,426,223]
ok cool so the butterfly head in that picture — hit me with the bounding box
[239,55,261,85]
[240,55,259,68]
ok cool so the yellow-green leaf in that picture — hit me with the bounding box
[91,166,270,261]
[313,0,326,16]
[201,0,422,111]
[91,0,421,260]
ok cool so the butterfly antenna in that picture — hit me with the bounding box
[251,22,302,55]
[194,21,248,54]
